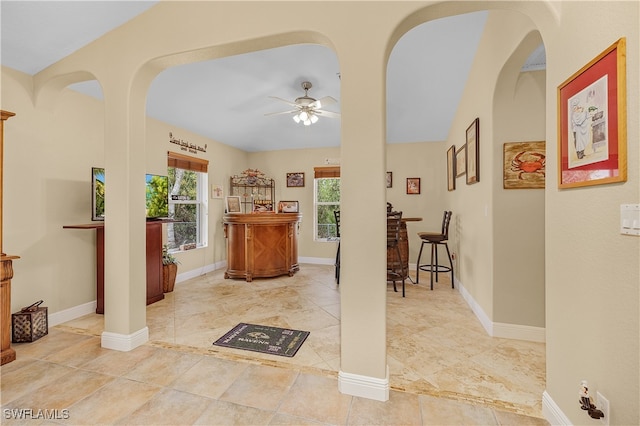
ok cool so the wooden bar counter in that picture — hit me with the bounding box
[223,213,301,282]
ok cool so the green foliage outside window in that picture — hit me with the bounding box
[316,178,340,240]
[145,175,168,218]
[167,167,199,249]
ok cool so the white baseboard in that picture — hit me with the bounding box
[48,300,97,327]
[175,261,223,284]
[338,367,389,402]
[542,390,571,425]
[456,278,546,343]
[101,327,149,352]
[493,322,546,343]
[299,256,334,265]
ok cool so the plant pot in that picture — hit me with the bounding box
[163,263,178,293]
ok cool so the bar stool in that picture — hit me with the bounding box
[416,211,454,290]
[334,210,340,284]
[387,211,406,297]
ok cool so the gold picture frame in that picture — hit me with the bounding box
[557,38,627,189]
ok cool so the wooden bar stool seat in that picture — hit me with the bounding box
[416,211,454,290]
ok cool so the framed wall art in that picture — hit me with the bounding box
[557,37,627,189]
[447,145,456,191]
[406,178,420,194]
[210,183,223,199]
[225,196,241,213]
[466,117,480,185]
[278,200,299,213]
[503,141,546,189]
[286,172,305,187]
[455,145,466,178]
[386,172,393,188]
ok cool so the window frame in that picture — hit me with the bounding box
[313,176,341,242]
[167,152,208,252]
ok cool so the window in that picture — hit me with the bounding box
[314,166,340,241]
[167,152,208,251]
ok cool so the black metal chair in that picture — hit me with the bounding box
[416,211,454,290]
[334,210,340,284]
[386,211,406,297]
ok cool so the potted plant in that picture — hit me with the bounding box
[162,244,180,293]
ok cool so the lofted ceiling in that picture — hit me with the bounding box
[1,2,542,152]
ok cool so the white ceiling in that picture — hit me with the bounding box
[1,2,543,152]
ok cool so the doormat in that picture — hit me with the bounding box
[213,323,310,358]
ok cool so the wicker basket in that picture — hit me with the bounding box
[12,300,48,343]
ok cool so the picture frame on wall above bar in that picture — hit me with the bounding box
[286,172,305,187]
[557,38,627,189]
[466,117,480,185]
[406,177,420,195]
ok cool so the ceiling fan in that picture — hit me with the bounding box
[266,81,340,125]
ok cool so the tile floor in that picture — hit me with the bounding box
[1,264,549,425]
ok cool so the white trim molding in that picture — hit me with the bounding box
[456,277,546,343]
[338,367,389,402]
[48,301,97,327]
[542,390,571,425]
[101,327,149,352]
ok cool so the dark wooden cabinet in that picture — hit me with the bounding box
[1,110,17,365]
[63,221,167,313]
[224,213,301,282]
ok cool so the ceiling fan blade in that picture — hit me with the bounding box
[264,109,298,116]
[310,96,337,109]
[315,109,341,119]
[268,96,299,108]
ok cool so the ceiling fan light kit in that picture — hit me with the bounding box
[267,81,340,126]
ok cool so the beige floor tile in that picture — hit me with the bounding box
[123,347,202,386]
[419,394,498,425]
[193,400,275,425]
[219,364,298,411]
[347,390,422,425]
[0,360,75,405]
[61,377,162,425]
[3,369,115,411]
[116,388,212,425]
[1,264,549,425]
[277,373,352,424]
[169,355,248,399]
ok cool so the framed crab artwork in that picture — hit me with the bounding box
[503,141,546,189]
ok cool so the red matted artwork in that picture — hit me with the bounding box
[557,38,627,189]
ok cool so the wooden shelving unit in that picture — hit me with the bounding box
[229,170,275,213]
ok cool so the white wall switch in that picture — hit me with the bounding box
[620,204,640,236]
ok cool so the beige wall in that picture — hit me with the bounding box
[539,2,639,424]
[2,1,638,423]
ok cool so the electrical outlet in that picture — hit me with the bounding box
[596,391,610,426]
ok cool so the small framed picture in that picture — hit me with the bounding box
[466,117,480,185]
[211,184,223,199]
[447,145,456,191]
[406,178,420,195]
[286,172,305,187]
[225,196,241,213]
[456,145,466,177]
[386,172,393,188]
[278,200,299,213]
